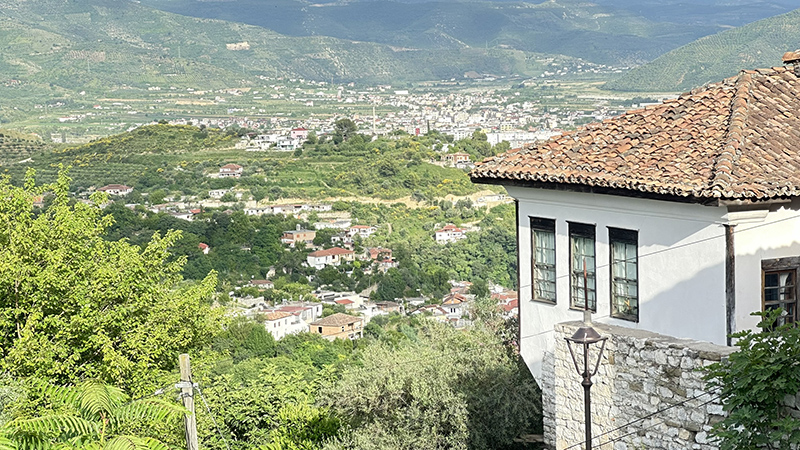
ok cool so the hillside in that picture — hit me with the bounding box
[605,7,800,92]
[0,0,583,104]
[0,129,47,164]
[5,124,485,200]
[140,0,725,67]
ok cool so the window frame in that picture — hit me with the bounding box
[608,227,639,322]
[568,222,597,312]
[530,217,557,304]
[761,257,799,326]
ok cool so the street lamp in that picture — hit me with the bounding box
[565,308,607,450]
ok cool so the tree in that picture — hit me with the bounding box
[704,309,800,450]
[0,170,222,394]
[214,317,277,363]
[333,119,357,143]
[1,380,185,450]
[319,324,540,450]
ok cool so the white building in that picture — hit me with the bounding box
[97,184,133,196]
[306,247,355,270]
[434,224,466,244]
[263,311,308,340]
[348,225,377,238]
[470,64,800,381]
[218,164,243,178]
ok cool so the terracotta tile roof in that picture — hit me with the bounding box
[308,247,354,257]
[264,311,292,321]
[470,67,800,201]
[311,312,362,326]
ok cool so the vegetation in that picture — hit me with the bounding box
[605,8,800,92]
[704,308,800,450]
[0,172,540,450]
[0,170,221,393]
[0,380,185,450]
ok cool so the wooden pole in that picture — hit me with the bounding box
[179,354,199,450]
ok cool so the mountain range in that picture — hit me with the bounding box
[0,0,799,113]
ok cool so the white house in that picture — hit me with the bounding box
[348,225,377,238]
[470,61,800,381]
[97,184,133,196]
[263,311,308,340]
[218,164,243,178]
[291,127,309,140]
[434,224,466,244]
[306,247,355,270]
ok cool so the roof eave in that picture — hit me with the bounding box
[469,176,722,207]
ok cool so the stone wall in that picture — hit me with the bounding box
[543,321,736,450]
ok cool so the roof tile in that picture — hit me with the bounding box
[470,67,800,201]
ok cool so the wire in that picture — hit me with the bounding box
[194,383,232,450]
[561,390,720,450]
[592,393,721,449]
[514,210,800,293]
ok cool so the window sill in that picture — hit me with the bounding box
[531,298,557,306]
[611,313,638,323]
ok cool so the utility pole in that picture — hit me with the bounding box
[179,354,199,450]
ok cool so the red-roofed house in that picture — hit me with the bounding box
[219,164,243,178]
[198,243,210,255]
[470,61,800,380]
[435,224,466,244]
[263,310,308,340]
[348,225,377,238]
[442,152,471,166]
[97,184,133,195]
[307,247,355,270]
[291,127,309,140]
[248,280,274,290]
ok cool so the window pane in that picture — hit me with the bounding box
[531,219,556,303]
[610,228,638,321]
[763,269,797,325]
[570,224,596,310]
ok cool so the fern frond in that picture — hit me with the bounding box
[28,381,80,408]
[0,434,17,450]
[112,399,186,427]
[104,436,169,450]
[76,381,126,418]
[7,434,50,450]
[5,416,97,438]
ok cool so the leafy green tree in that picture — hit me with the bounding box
[333,119,357,144]
[220,192,236,203]
[704,309,800,450]
[1,380,184,450]
[0,171,222,394]
[148,189,167,205]
[214,317,277,363]
[319,324,540,450]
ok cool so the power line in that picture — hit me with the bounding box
[514,210,800,293]
[562,390,720,450]
[194,384,232,450]
[592,393,721,449]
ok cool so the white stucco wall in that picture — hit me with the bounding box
[509,187,730,380]
[730,199,800,332]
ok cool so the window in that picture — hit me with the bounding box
[530,218,556,303]
[764,270,797,326]
[569,222,596,311]
[609,228,638,321]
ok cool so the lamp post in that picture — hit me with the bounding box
[565,284,607,450]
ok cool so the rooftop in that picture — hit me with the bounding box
[311,313,362,327]
[470,66,800,202]
[309,247,354,257]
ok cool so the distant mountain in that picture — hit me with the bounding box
[0,0,584,106]
[138,0,744,66]
[605,7,800,92]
